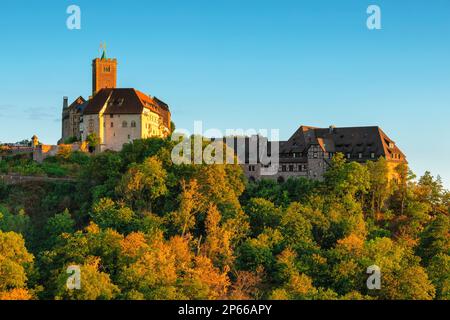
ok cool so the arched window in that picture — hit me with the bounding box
[122,121,128,128]
[131,121,136,128]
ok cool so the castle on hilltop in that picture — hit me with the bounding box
[226,125,407,182]
[60,49,171,152]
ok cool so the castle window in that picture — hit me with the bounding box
[104,66,111,73]
[122,121,128,128]
[110,122,114,128]
[347,153,351,159]
[371,153,375,159]
[110,114,114,118]
[289,165,294,172]
[282,165,287,172]
[131,121,136,128]
[313,152,318,158]
[359,153,363,159]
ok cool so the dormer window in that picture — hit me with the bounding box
[358,153,362,159]
[347,153,351,159]
[371,153,375,159]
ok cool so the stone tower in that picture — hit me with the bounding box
[92,49,117,96]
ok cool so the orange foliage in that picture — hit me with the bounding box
[0,288,33,300]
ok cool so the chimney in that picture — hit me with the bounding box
[329,125,336,134]
[63,96,69,109]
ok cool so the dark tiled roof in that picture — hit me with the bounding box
[281,125,406,162]
[82,88,171,127]
[83,89,113,114]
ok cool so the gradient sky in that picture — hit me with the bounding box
[0,0,449,188]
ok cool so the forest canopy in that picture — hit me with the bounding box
[0,137,448,300]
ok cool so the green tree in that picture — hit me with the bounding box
[366,157,391,214]
[417,214,450,265]
[117,156,168,211]
[90,198,135,233]
[245,198,282,236]
[86,133,100,152]
[55,257,120,300]
[43,209,76,248]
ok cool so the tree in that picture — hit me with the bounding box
[279,202,314,250]
[366,157,391,214]
[0,206,31,237]
[236,229,283,273]
[0,231,34,299]
[55,257,120,300]
[184,255,230,300]
[90,198,135,233]
[117,235,180,299]
[417,214,450,265]
[202,204,234,269]
[427,254,450,300]
[168,179,203,236]
[43,209,76,248]
[117,156,168,211]
[363,237,435,300]
[270,249,319,300]
[86,133,100,152]
[245,198,282,236]
[323,153,369,201]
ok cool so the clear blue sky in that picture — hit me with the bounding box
[0,0,449,188]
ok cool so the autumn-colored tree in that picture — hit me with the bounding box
[227,266,265,300]
[0,231,34,300]
[202,204,234,269]
[183,255,230,300]
[168,179,203,236]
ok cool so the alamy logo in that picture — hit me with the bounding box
[171,121,279,176]
[366,5,382,30]
[366,265,381,290]
[66,5,81,30]
[66,265,81,290]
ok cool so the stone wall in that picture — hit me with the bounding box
[33,142,88,163]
